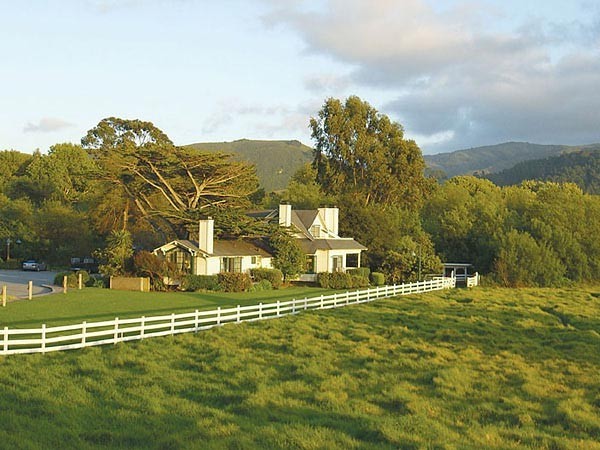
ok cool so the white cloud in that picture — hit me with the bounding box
[23,117,74,133]
[266,0,600,152]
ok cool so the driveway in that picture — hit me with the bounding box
[0,269,58,299]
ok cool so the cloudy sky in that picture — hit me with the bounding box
[2,0,599,154]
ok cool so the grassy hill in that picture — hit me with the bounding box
[1,286,599,448]
[186,139,313,192]
[486,148,600,194]
[425,142,600,179]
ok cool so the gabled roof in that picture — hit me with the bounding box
[155,239,272,258]
[296,238,367,254]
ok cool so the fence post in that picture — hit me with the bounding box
[194,310,199,332]
[41,324,46,353]
[237,305,241,323]
[258,303,263,320]
[63,275,68,294]
[217,307,221,326]
[292,298,296,314]
[78,273,83,290]
[28,281,33,300]
[171,313,176,334]
[114,317,119,344]
[82,321,87,345]
[320,294,324,309]
[2,285,6,307]
[4,326,8,353]
[304,297,308,310]
[140,316,145,339]
[277,300,280,317]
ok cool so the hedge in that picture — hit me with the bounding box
[370,272,385,286]
[249,279,273,292]
[317,272,370,289]
[217,272,252,292]
[347,267,371,279]
[181,275,220,292]
[250,268,283,289]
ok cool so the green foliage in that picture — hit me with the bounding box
[99,229,133,277]
[53,271,78,288]
[316,272,369,289]
[370,272,385,286]
[282,163,333,209]
[249,279,273,292]
[346,267,371,278]
[186,139,313,193]
[133,251,179,291]
[311,96,431,208]
[487,147,600,194]
[217,272,252,292]
[270,230,304,281]
[180,274,221,292]
[250,268,283,289]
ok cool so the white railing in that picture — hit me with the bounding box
[0,277,455,356]
[466,272,480,288]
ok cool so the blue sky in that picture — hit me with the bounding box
[2,0,599,154]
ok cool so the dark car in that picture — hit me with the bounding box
[22,260,48,271]
[70,257,99,274]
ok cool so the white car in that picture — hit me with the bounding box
[22,260,48,271]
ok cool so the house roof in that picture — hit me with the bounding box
[155,239,272,258]
[296,238,367,254]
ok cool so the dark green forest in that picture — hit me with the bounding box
[485,149,600,194]
[1,98,599,287]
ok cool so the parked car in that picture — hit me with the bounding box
[70,257,99,274]
[22,260,48,271]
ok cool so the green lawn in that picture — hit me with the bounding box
[0,286,599,449]
[0,286,335,328]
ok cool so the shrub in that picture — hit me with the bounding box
[217,272,252,292]
[370,272,385,286]
[347,267,371,279]
[249,279,273,292]
[133,251,179,291]
[250,268,283,289]
[54,271,78,288]
[181,275,220,292]
[317,272,369,289]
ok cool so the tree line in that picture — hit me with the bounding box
[1,98,599,287]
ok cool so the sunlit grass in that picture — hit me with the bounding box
[0,286,598,448]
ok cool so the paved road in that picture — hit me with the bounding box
[0,269,58,299]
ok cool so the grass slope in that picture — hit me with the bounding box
[425,142,600,179]
[1,287,599,449]
[186,139,313,192]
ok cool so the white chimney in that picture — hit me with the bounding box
[318,206,339,236]
[198,217,214,254]
[279,204,292,227]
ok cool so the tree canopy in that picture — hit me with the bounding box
[310,96,431,209]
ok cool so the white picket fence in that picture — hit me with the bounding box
[0,277,455,356]
[466,272,480,288]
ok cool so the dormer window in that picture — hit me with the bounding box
[309,225,321,238]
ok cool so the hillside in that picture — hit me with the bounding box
[486,148,600,194]
[424,142,600,178]
[0,287,598,448]
[186,139,313,192]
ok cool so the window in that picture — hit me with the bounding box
[309,225,321,238]
[251,256,257,265]
[305,255,316,274]
[221,257,242,273]
[169,250,191,272]
[331,255,343,272]
[346,253,359,268]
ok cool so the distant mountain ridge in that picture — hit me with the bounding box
[485,148,600,194]
[424,142,600,178]
[185,139,313,192]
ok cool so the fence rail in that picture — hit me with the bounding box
[0,277,455,356]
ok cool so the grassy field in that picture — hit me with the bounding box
[0,286,599,449]
[0,286,334,328]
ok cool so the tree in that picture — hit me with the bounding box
[282,163,333,209]
[270,230,304,281]
[82,117,259,238]
[310,96,432,209]
[98,229,134,276]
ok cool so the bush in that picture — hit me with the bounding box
[0,260,21,270]
[347,267,371,278]
[370,272,385,286]
[54,271,78,288]
[249,279,273,292]
[317,272,369,289]
[181,275,221,292]
[250,268,283,289]
[217,272,252,292]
